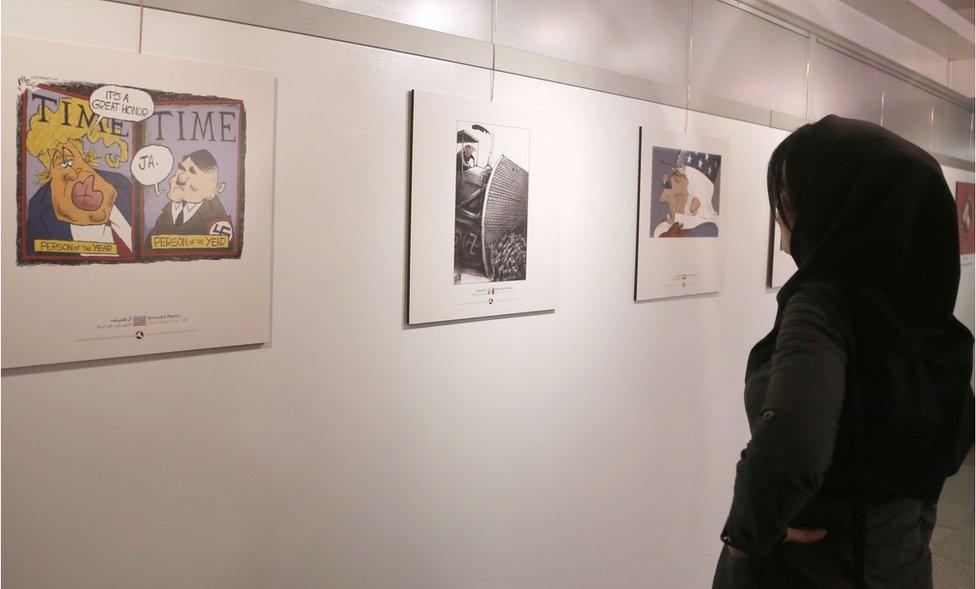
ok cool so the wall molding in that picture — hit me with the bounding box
[932,151,976,171]
[492,45,688,109]
[103,0,973,167]
[738,0,973,110]
[816,37,972,109]
[107,0,493,67]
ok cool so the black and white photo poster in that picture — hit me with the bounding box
[409,90,558,324]
[454,120,530,285]
[636,128,728,300]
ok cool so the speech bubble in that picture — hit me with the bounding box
[131,145,174,196]
[89,85,154,127]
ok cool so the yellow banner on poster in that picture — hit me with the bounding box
[34,239,118,254]
[150,235,230,249]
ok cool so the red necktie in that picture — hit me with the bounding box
[110,226,133,259]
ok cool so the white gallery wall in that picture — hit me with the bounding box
[2,0,974,588]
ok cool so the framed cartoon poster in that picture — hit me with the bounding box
[2,36,275,367]
[635,128,728,300]
[408,90,559,324]
[957,181,974,265]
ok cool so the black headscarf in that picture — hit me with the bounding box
[753,114,974,504]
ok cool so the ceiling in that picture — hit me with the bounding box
[836,0,974,59]
[940,0,974,23]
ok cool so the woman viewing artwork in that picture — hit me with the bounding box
[712,115,974,588]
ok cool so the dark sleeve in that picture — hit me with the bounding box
[106,170,133,222]
[720,289,848,556]
[146,206,165,241]
[211,197,230,221]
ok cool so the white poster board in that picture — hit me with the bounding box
[636,128,728,300]
[1,36,276,368]
[408,90,558,324]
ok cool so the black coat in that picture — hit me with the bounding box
[146,199,230,246]
[715,115,974,587]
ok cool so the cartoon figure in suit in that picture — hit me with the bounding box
[146,149,232,247]
[25,95,133,258]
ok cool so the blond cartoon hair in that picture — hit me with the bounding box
[25,94,129,185]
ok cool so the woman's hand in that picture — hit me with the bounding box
[727,527,827,559]
[785,527,827,544]
[727,545,749,559]
[660,222,685,237]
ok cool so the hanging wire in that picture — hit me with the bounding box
[684,0,694,133]
[489,0,497,102]
[138,0,145,54]
[490,47,496,102]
